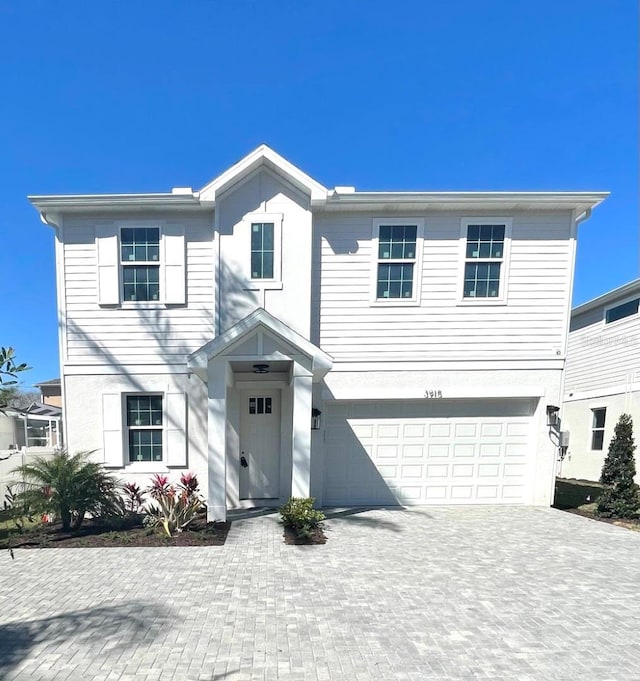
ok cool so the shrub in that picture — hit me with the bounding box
[597,413,640,519]
[12,450,123,531]
[279,497,325,539]
[143,473,204,537]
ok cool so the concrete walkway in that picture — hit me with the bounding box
[1,506,640,680]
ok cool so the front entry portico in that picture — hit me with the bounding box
[187,308,333,521]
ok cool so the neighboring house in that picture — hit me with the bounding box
[29,145,607,521]
[0,403,63,450]
[560,279,640,481]
[34,378,62,407]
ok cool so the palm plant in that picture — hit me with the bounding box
[12,450,123,531]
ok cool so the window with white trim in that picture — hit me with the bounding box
[591,407,606,451]
[373,221,422,302]
[126,395,163,462]
[463,223,506,299]
[605,298,639,324]
[251,223,275,279]
[120,228,160,302]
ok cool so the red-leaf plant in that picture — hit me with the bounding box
[144,473,204,537]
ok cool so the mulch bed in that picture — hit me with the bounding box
[3,514,231,549]
[283,525,327,545]
[563,507,640,532]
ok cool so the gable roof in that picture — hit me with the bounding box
[188,308,333,378]
[199,144,328,203]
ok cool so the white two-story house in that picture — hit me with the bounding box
[30,145,607,520]
[560,279,640,481]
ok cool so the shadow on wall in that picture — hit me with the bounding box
[62,257,256,476]
[0,601,172,677]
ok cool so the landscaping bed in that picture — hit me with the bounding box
[563,503,640,532]
[283,525,327,545]
[1,512,230,549]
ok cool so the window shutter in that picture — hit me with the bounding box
[96,226,120,305]
[163,224,186,304]
[102,393,124,467]
[165,392,187,466]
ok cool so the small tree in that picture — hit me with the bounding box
[12,450,123,531]
[0,347,30,408]
[597,413,640,518]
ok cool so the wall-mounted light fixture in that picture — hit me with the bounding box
[546,405,560,428]
[311,408,322,430]
[253,363,269,374]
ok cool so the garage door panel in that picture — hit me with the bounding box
[323,400,534,506]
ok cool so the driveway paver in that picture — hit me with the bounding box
[1,506,640,681]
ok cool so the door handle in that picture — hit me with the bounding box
[240,454,248,468]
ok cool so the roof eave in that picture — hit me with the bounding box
[572,278,640,318]
[28,193,204,214]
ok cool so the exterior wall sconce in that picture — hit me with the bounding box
[253,363,269,374]
[546,405,560,428]
[311,408,322,430]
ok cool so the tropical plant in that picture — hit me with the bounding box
[12,450,123,531]
[0,347,30,408]
[122,481,145,514]
[597,413,640,518]
[279,497,325,539]
[143,473,204,537]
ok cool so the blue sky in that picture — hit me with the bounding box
[0,1,637,386]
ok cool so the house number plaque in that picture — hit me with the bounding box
[424,390,443,398]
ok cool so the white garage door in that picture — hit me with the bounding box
[323,400,535,506]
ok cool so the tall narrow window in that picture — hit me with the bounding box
[376,225,418,299]
[121,227,160,301]
[127,395,163,462]
[251,223,275,279]
[463,224,505,298]
[591,408,606,451]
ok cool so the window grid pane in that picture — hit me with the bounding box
[127,395,163,462]
[378,225,417,260]
[466,224,505,260]
[121,228,160,262]
[251,223,275,279]
[377,263,414,299]
[123,266,160,301]
[464,262,501,298]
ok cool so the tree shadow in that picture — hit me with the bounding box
[0,601,172,677]
[323,506,412,532]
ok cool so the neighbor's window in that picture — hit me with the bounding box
[251,223,275,279]
[591,407,606,451]
[463,224,506,298]
[605,298,639,324]
[127,395,163,462]
[121,228,160,301]
[376,225,418,299]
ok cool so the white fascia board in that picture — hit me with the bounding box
[199,144,327,203]
[571,278,640,319]
[319,191,609,214]
[563,384,640,402]
[28,193,202,213]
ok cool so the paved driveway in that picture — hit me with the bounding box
[1,506,640,681]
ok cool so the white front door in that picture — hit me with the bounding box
[239,390,281,499]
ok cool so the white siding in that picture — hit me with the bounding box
[62,212,214,366]
[565,303,640,393]
[315,211,573,361]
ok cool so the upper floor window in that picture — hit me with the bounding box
[127,395,163,462]
[461,219,511,302]
[120,228,160,302]
[251,223,275,279]
[96,223,185,307]
[372,220,423,304]
[591,407,606,451]
[605,298,639,324]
